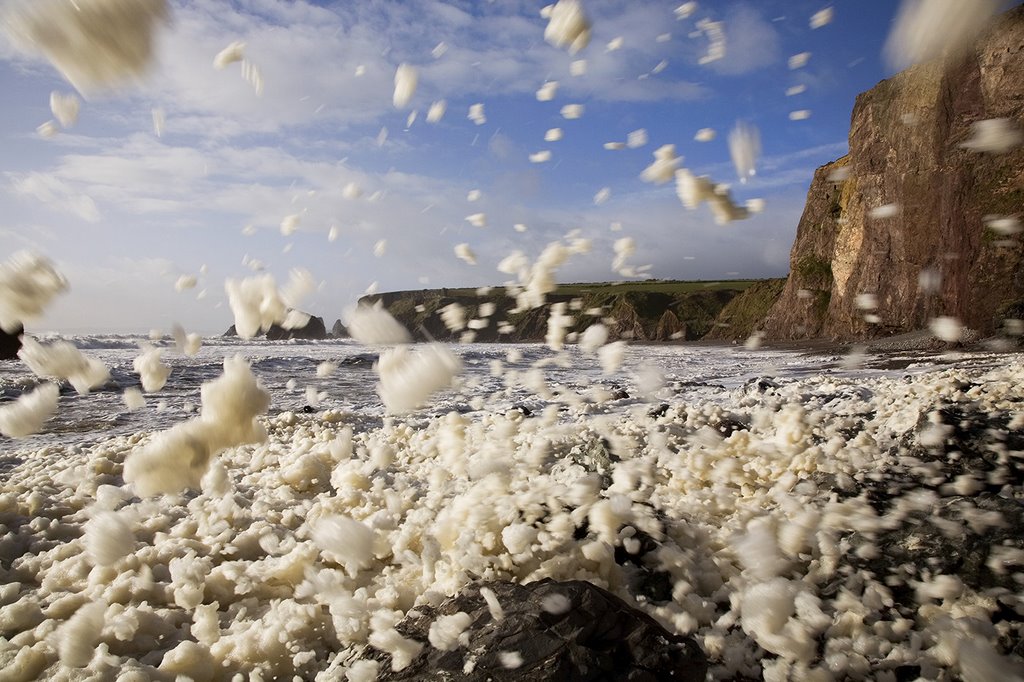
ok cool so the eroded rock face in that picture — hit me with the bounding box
[763,6,1024,340]
[0,325,22,360]
[363,578,708,681]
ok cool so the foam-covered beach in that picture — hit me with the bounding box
[2,340,1023,679]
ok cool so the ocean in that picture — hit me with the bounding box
[1,337,1022,679]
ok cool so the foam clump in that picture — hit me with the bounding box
[929,315,962,342]
[428,612,472,651]
[694,127,716,142]
[0,382,58,438]
[225,269,313,339]
[696,18,725,64]
[675,168,762,225]
[83,510,135,566]
[19,336,110,394]
[225,274,288,339]
[883,0,1001,70]
[133,344,170,392]
[740,578,827,663]
[728,121,761,182]
[960,118,1023,154]
[376,344,461,413]
[213,40,245,69]
[3,0,170,95]
[171,323,202,356]
[640,144,681,185]
[123,354,270,496]
[543,0,591,54]
[0,251,69,333]
[810,7,834,29]
[49,91,80,128]
[454,243,477,265]
[54,600,106,667]
[788,52,811,69]
[393,63,418,108]
[536,81,559,101]
[346,302,412,345]
[468,103,486,125]
[426,100,446,123]
[313,514,379,575]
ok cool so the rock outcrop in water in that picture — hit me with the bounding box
[265,315,327,341]
[223,312,328,340]
[0,325,22,361]
[759,6,1024,340]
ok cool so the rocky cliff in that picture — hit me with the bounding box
[761,6,1024,340]
[360,283,749,343]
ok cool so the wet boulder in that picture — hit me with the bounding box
[364,578,707,681]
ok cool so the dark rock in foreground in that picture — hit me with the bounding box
[0,325,22,360]
[365,578,707,681]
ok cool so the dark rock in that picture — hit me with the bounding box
[339,354,376,368]
[266,314,327,340]
[0,325,23,360]
[365,578,707,681]
[510,404,532,417]
[843,403,1024,604]
[331,319,348,338]
[649,404,670,418]
[747,377,779,393]
[223,315,328,340]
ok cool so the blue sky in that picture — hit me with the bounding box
[0,0,925,333]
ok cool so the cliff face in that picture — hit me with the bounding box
[762,7,1024,340]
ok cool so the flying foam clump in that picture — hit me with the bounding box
[133,344,171,392]
[123,355,270,496]
[346,302,412,345]
[0,251,69,333]
[543,0,591,54]
[675,168,763,225]
[426,100,446,123]
[213,40,245,69]
[49,91,80,128]
[19,337,110,394]
[883,0,1001,70]
[728,121,761,182]
[640,144,681,184]
[0,383,59,438]
[3,0,170,95]
[224,275,287,339]
[454,243,477,265]
[960,118,1023,154]
[393,63,418,108]
[375,344,462,414]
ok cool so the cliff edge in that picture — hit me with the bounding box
[761,6,1024,340]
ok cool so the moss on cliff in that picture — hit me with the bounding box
[702,278,787,340]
